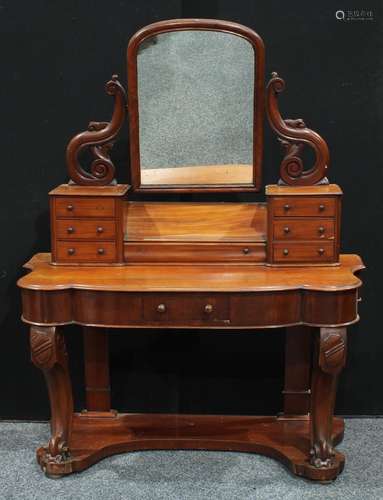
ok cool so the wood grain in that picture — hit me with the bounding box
[36,412,346,481]
[140,164,253,185]
[19,253,364,292]
[125,202,267,242]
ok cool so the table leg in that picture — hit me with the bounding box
[309,327,347,475]
[30,325,73,477]
[83,327,111,412]
[282,326,312,416]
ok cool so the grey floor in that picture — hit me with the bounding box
[0,419,382,500]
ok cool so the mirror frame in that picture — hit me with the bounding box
[127,19,265,193]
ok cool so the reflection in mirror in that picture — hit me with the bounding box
[137,30,255,186]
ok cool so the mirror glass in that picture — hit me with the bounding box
[137,30,255,186]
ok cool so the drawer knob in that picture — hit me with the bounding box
[157,304,166,313]
[67,248,75,256]
[204,304,214,314]
[97,248,105,255]
[96,226,104,234]
[283,248,289,256]
[67,226,75,234]
[283,226,290,234]
[67,204,74,211]
[318,248,325,256]
[319,204,325,212]
[283,204,291,211]
[318,226,325,234]
[242,247,250,255]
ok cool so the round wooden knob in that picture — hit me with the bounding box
[204,304,213,314]
[67,226,75,234]
[284,204,291,211]
[283,248,289,256]
[318,248,325,255]
[96,226,104,234]
[67,204,74,211]
[318,226,325,234]
[283,227,290,234]
[97,248,105,255]
[319,204,325,211]
[242,247,250,255]
[157,304,166,313]
[67,248,75,255]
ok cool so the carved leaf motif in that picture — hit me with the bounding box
[319,328,347,375]
[30,329,54,368]
[323,333,345,368]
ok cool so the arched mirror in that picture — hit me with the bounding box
[127,19,265,192]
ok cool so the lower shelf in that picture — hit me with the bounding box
[37,413,345,482]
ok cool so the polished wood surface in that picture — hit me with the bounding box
[50,184,128,264]
[266,73,330,186]
[83,327,111,412]
[283,326,312,415]
[66,75,126,186]
[36,412,345,481]
[140,164,253,186]
[125,202,267,242]
[267,184,341,265]
[19,18,364,483]
[19,253,363,292]
[127,19,265,192]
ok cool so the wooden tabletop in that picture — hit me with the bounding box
[18,253,364,293]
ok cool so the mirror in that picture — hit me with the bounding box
[127,20,265,192]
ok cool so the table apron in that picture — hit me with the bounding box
[21,288,359,328]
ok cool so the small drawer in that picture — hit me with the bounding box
[55,219,116,240]
[56,241,117,262]
[273,219,335,241]
[272,242,334,263]
[272,197,336,217]
[55,197,115,218]
[143,293,229,323]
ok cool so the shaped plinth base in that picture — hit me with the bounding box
[37,413,344,482]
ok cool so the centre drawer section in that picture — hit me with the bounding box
[143,293,230,323]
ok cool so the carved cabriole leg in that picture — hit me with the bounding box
[282,326,311,417]
[30,326,73,478]
[304,327,347,481]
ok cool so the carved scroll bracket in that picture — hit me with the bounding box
[266,72,330,186]
[66,75,127,186]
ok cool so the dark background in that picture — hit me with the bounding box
[0,0,382,419]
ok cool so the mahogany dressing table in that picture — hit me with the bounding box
[18,19,364,482]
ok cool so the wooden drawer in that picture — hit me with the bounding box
[55,197,115,218]
[56,219,116,240]
[272,242,334,263]
[56,241,117,262]
[273,219,335,241]
[272,197,336,217]
[143,293,229,323]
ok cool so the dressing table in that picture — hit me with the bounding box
[18,19,364,482]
